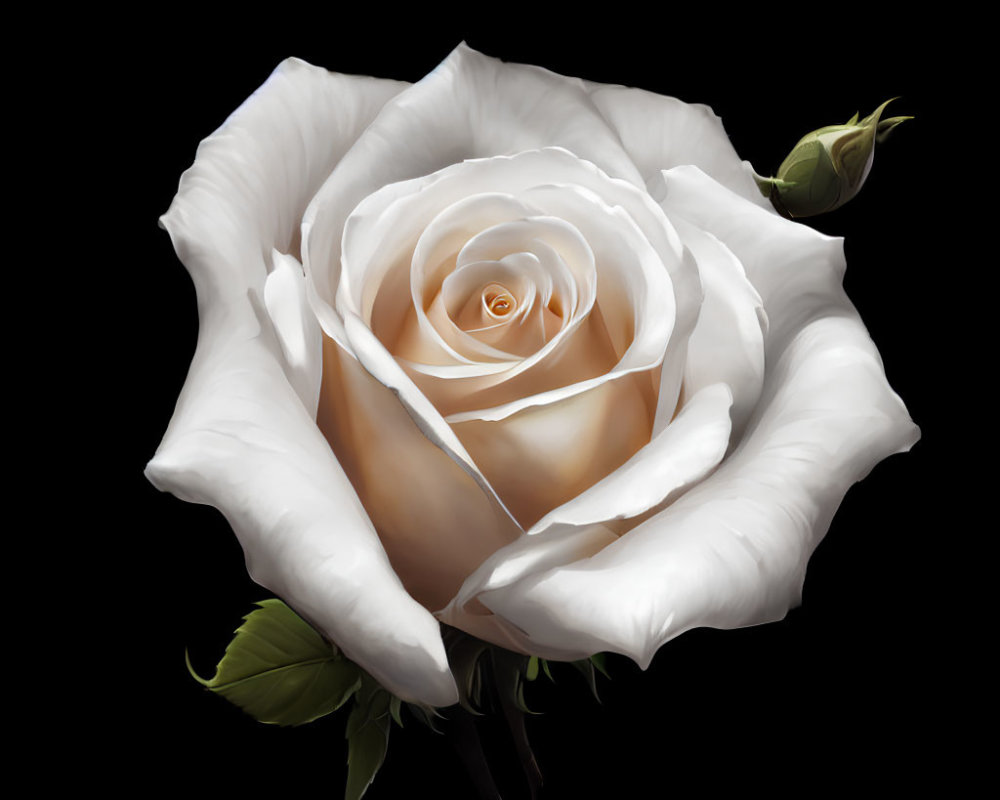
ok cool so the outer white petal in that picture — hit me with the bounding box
[669,217,766,439]
[264,251,322,416]
[586,81,772,210]
[438,524,619,642]
[146,58,458,706]
[475,168,919,664]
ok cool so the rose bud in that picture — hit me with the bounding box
[755,98,911,217]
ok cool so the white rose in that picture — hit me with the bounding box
[147,44,919,707]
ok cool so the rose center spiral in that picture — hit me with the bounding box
[482,283,516,319]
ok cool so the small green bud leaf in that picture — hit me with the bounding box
[761,98,911,217]
[186,599,362,726]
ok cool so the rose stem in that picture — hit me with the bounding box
[446,705,503,800]
[491,649,544,800]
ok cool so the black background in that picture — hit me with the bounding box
[76,10,969,798]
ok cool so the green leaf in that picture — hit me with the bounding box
[345,676,392,800]
[187,599,361,726]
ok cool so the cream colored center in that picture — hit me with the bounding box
[482,283,516,319]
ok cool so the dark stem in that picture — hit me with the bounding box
[491,651,544,800]
[446,705,503,800]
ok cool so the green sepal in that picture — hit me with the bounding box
[389,694,404,728]
[876,115,913,143]
[443,627,491,714]
[405,702,445,733]
[589,652,611,680]
[751,169,797,199]
[525,655,540,682]
[186,599,362,726]
[541,658,555,683]
[490,648,538,715]
[858,97,899,127]
[570,658,601,703]
[345,675,392,800]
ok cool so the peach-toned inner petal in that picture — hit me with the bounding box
[407,212,596,367]
[436,259,548,359]
[451,370,655,528]
[400,296,627,419]
[316,335,522,611]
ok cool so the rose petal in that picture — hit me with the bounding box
[528,382,733,533]
[341,311,522,528]
[442,382,734,617]
[336,163,598,380]
[146,58,458,706]
[264,251,322,416]
[586,82,772,210]
[449,369,656,528]
[440,523,620,628]
[436,252,551,358]
[317,337,522,613]
[666,218,766,439]
[450,181,673,421]
[407,203,596,368]
[333,149,661,409]
[470,169,919,664]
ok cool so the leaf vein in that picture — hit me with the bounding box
[210,656,337,691]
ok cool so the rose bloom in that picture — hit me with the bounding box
[147,45,919,707]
